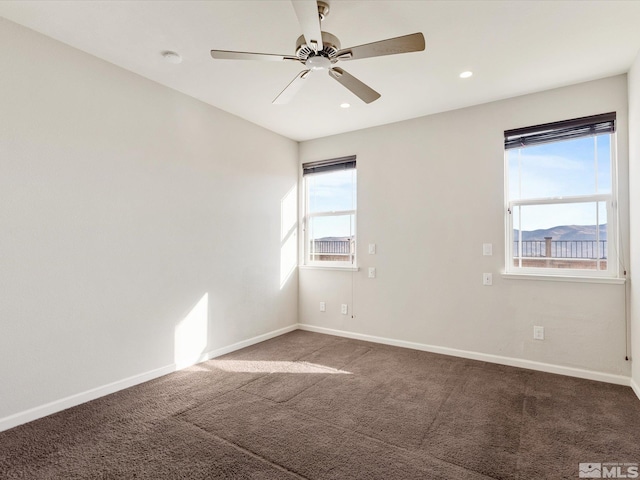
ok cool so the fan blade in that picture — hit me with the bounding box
[273,70,311,104]
[328,67,380,104]
[291,0,323,52]
[211,50,299,62]
[335,33,425,61]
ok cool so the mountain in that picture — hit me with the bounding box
[317,226,607,242]
[514,224,607,241]
[315,236,353,242]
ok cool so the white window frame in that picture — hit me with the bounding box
[504,116,619,278]
[302,157,357,268]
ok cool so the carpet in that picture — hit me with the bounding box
[1,330,638,479]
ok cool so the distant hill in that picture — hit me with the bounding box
[317,227,607,243]
[315,236,353,242]
[515,224,607,241]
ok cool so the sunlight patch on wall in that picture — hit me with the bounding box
[280,230,297,288]
[280,184,298,288]
[211,359,352,375]
[174,293,209,369]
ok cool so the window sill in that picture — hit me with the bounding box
[501,273,626,285]
[299,265,360,272]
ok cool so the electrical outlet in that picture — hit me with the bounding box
[368,267,376,278]
[319,302,326,312]
[533,326,544,340]
[341,304,348,315]
[483,273,492,286]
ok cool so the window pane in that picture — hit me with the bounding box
[512,202,607,270]
[307,169,356,213]
[308,214,355,263]
[508,135,610,200]
[596,134,611,194]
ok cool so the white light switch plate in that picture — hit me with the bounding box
[368,267,376,278]
[533,326,544,340]
[483,243,493,256]
[368,243,376,254]
[341,304,348,315]
[483,273,492,286]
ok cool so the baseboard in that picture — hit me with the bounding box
[177,324,299,368]
[0,323,298,433]
[631,379,640,401]
[0,364,175,433]
[297,323,632,387]
[204,324,298,359]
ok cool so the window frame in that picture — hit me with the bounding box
[504,115,619,279]
[302,157,357,268]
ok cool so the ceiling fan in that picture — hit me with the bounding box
[210,0,425,104]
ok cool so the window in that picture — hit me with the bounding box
[504,113,618,277]
[303,156,356,266]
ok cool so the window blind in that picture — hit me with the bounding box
[504,112,616,150]
[302,155,356,176]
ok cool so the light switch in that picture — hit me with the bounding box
[533,326,544,340]
[368,243,376,254]
[483,243,493,256]
[483,273,492,286]
[368,267,376,278]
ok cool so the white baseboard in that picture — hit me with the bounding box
[176,324,299,369]
[0,364,175,433]
[204,324,298,359]
[297,323,632,387]
[0,324,298,433]
[631,379,640,401]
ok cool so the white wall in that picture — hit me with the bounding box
[0,18,298,424]
[299,75,631,380]
[629,52,640,395]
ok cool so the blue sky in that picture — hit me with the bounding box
[508,134,611,231]
[307,134,612,241]
[307,169,356,240]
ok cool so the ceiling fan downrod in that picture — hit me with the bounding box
[317,1,330,21]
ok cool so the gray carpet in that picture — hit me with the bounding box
[1,330,638,479]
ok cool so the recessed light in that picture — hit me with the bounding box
[162,51,182,64]
[340,103,350,109]
[459,71,473,79]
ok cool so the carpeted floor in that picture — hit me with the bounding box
[1,330,639,479]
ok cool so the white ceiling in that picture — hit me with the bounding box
[1,1,640,141]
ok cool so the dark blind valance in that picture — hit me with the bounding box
[302,155,356,176]
[504,112,616,150]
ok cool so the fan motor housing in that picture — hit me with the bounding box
[295,31,341,61]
